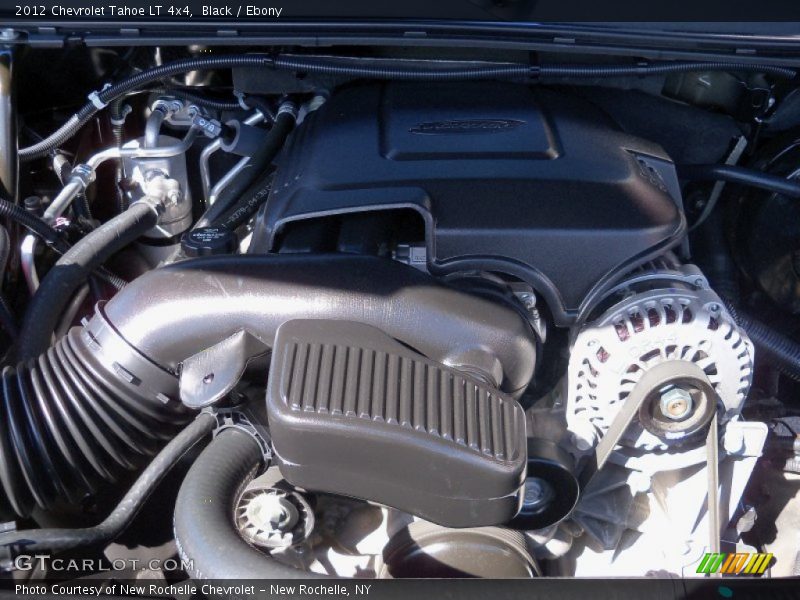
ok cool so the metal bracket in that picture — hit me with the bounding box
[179,330,269,409]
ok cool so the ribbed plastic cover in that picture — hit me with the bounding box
[266,320,527,527]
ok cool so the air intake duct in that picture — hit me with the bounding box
[0,327,189,518]
[1,255,537,518]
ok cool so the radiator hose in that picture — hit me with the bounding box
[1,254,537,518]
[173,428,325,579]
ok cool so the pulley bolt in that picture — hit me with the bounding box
[659,386,693,420]
[523,476,554,513]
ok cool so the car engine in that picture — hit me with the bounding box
[0,43,798,582]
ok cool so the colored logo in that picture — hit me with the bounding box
[697,552,773,575]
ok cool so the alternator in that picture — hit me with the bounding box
[567,272,754,451]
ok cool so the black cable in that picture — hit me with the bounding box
[18,202,158,362]
[0,412,214,555]
[19,54,796,161]
[723,298,800,381]
[678,164,800,198]
[151,88,243,112]
[537,61,796,79]
[274,57,796,81]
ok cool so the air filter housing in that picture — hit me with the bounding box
[266,319,527,527]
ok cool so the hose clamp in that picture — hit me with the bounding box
[87,83,112,110]
[70,163,96,190]
[276,100,298,120]
[207,408,272,462]
[79,304,179,405]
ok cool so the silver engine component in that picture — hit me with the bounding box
[567,266,754,452]
[122,134,192,240]
[551,261,767,576]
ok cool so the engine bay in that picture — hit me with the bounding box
[0,42,798,582]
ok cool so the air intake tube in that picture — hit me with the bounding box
[0,254,537,517]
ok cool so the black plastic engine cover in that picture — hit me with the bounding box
[250,82,685,325]
[266,319,527,527]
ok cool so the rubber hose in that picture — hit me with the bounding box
[54,285,91,340]
[0,224,16,338]
[678,164,800,198]
[174,428,326,580]
[0,196,68,251]
[18,202,157,362]
[1,194,125,293]
[213,172,273,232]
[0,412,213,555]
[195,107,295,229]
[0,326,190,518]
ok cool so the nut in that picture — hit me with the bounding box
[659,387,693,420]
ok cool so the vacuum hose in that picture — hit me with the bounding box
[1,254,536,519]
